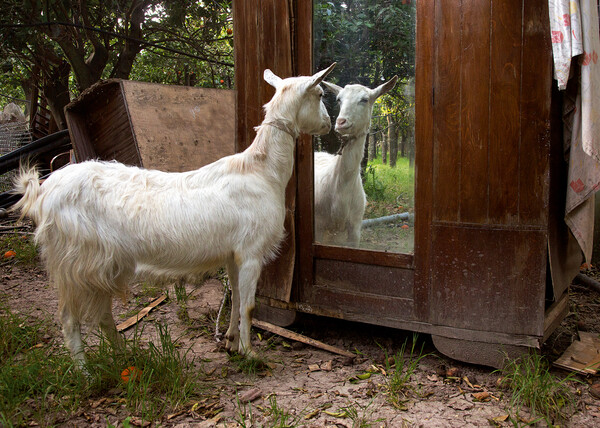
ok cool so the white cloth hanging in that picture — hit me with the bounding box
[549,0,600,263]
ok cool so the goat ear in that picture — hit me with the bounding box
[308,62,337,89]
[371,75,398,100]
[322,81,342,95]
[264,69,283,88]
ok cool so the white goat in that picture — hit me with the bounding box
[12,63,336,367]
[314,76,397,246]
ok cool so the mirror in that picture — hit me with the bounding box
[312,0,416,254]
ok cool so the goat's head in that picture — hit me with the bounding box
[323,76,398,136]
[263,63,336,136]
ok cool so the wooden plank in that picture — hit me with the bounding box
[432,0,462,223]
[252,319,355,358]
[314,244,413,269]
[233,0,247,153]
[519,0,552,226]
[117,294,167,332]
[488,0,522,224]
[295,0,315,303]
[309,286,415,322]
[553,332,600,374]
[413,0,435,322]
[458,0,491,223]
[315,258,414,299]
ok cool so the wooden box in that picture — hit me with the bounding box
[65,79,235,172]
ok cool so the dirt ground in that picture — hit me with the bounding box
[3,228,600,427]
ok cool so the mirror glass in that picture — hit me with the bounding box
[313,0,416,253]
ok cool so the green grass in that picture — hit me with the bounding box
[0,304,210,426]
[381,334,429,409]
[0,233,38,265]
[363,156,414,219]
[497,352,580,425]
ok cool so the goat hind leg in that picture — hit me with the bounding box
[225,256,241,353]
[98,295,125,351]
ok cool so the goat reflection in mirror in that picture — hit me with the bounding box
[314,76,398,247]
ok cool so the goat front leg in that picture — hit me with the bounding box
[237,259,262,357]
[347,222,362,247]
[225,256,241,353]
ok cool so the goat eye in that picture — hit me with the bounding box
[359,98,368,104]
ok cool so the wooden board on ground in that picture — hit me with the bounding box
[553,331,600,374]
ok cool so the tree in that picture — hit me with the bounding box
[313,0,416,160]
[0,0,232,129]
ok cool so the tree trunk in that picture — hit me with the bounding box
[368,131,377,161]
[382,133,388,164]
[41,60,71,130]
[388,115,398,167]
[360,133,369,178]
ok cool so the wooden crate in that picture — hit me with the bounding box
[65,79,235,171]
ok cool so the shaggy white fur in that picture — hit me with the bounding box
[12,63,336,367]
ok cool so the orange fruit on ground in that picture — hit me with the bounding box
[121,366,142,383]
[4,250,16,259]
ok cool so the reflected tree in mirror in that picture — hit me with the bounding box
[313,0,416,253]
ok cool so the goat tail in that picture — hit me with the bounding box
[11,164,42,221]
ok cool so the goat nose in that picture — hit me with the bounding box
[336,118,347,127]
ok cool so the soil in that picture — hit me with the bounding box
[3,220,600,427]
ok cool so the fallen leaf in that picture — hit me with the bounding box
[427,374,439,382]
[305,408,320,420]
[472,391,491,402]
[321,360,333,371]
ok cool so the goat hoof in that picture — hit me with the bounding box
[225,339,240,353]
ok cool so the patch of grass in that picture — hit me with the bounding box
[0,233,38,265]
[382,334,428,409]
[228,352,270,376]
[0,305,209,426]
[363,156,414,219]
[340,399,384,428]
[0,306,88,426]
[85,322,206,422]
[498,352,580,425]
[261,394,304,427]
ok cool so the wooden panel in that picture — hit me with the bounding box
[315,259,413,299]
[429,224,546,336]
[309,286,414,323]
[432,0,461,222]
[122,81,235,172]
[488,0,522,224]
[519,0,552,225]
[413,0,435,322]
[66,81,139,165]
[296,0,315,302]
[459,0,491,223]
[234,0,295,302]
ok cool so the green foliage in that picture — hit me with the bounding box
[363,156,414,219]
[498,353,580,425]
